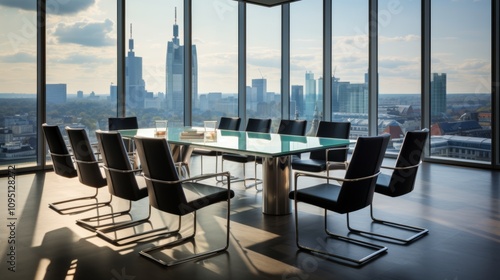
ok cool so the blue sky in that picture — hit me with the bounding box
[0,0,491,95]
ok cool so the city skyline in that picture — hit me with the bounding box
[0,0,491,95]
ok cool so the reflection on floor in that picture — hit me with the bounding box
[1,155,499,279]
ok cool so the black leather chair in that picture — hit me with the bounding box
[277,119,307,136]
[292,121,351,182]
[42,123,89,214]
[134,136,234,266]
[192,116,241,176]
[108,116,139,131]
[108,116,139,154]
[348,129,429,244]
[51,127,110,215]
[289,134,390,266]
[84,130,176,244]
[75,131,144,232]
[221,118,272,190]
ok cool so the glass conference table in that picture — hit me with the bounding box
[119,127,351,215]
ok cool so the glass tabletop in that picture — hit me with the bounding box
[119,127,351,158]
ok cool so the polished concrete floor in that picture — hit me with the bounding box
[1,156,499,280]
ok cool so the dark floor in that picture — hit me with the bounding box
[1,156,499,280]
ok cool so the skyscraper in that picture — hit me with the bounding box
[291,85,304,117]
[252,78,266,103]
[305,71,316,118]
[46,84,67,104]
[431,73,447,117]
[125,24,146,108]
[166,8,198,113]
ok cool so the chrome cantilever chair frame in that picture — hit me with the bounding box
[78,130,174,244]
[292,172,387,266]
[348,162,429,244]
[134,135,234,267]
[347,130,429,244]
[290,134,390,266]
[46,124,111,215]
[139,171,232,266]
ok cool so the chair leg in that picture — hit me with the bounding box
[140,200,231,266]
[347,204,429,244]
[222,160,262,191]
[76,200,134,232]
[95,206,182,246]
[294,201,387,266]
[49,188,112,215]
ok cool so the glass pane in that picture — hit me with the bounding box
[331,0,369,139]
[431,0,491,163]
[290,0,323,135]
[247,5,281,131]
[126,0,183,127]
[46,1,117,144]
[378,0,421,154]
[192,0,238,126]
[0,2,37,169]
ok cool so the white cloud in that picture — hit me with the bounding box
[53,19,115,47]
[0,52,36,63]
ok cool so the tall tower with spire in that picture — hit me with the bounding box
[125,24,146,108]
[165,7,198,114]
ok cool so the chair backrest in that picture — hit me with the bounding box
[42,123,78,178]
[310,121,351,161]
[277,119,307,136]
[218,117,241,131]
[65,127,107,188]
[388,130,428,196]
[245,118,272,133]
[134,136,187,215]
[96,130,142,201]
[108,117,139,131]
[336,134,390,213]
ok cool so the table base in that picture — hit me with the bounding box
[261,155,292,215]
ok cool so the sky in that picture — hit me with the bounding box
[0,0,492,96]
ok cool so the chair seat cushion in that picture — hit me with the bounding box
[292,159,326,172]
[222,154,256,163]
[180,182,235,215]
[289,183,342,212]
[192,148,218,157]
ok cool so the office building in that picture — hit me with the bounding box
[431,73,447,117]
[46,84,67,104]
[166,8,198,112]
[125,25,147,109]
[291,85,304,117]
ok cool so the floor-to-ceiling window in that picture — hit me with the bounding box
[192,0,238,126]
[0,1,37,169]
[126,0,183,127]
[46,1,117,144]
[290,0,323,135]
[246,4,282,131]
[331,0,369,139]
[378,0,421,154]
[430,0,491,163]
